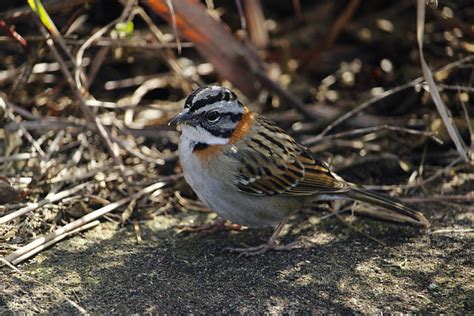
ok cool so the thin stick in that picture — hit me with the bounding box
[303,124,442,146]
[0,36,195,48]
[132,6,196,92]
[437,84,474,92]
[0,182,90,224]
[0,96,46,157]
[364,156,463,191]
[10,220,100,265]
[165,0,181,54]
[429,228,474,235]
[401,194,474,203]
[33,15,134,194]
[316,55,474,139]
[3,181,166,265]
[317,81,420,139]
[319,205,350,220]
[0,257,88,314]
[333,210,386,247]
[75,16,122,91]
[133,220,143,244]
[0,258,21,273]
[0,152,38,163]
[319,0,360,51]
[416,0,468,161]
[292,0,302,18]
[235,0,247,32]
[43,129,65,162]
[1,95,37,119]
[457,87,473,150]
[243,0,268,48]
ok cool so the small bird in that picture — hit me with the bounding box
[170,85,430,255]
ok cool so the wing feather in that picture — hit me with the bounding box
[230,114,349,196]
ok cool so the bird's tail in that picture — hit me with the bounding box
[346,187,430,227]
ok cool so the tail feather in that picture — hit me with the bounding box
[347,187,430,227]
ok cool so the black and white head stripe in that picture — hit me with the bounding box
[180,86,245,145]
[185,86,238,113]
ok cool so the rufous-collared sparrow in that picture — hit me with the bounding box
[170,85,430,255]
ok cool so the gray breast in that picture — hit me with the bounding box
[179,139,295,227]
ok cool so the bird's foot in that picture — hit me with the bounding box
[180,218,241,235]
[224,241,302,257]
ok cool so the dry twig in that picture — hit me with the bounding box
[416,0,469,162]
[2,181,166,266]
[0,182,90,224]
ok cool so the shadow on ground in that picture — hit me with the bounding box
[1,201,472,313]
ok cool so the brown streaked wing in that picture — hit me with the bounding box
[234,114,349,196]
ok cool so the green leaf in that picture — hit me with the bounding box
[115,21,135,38]
[28,0,59,35]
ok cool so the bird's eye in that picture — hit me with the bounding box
[206,111,220,122]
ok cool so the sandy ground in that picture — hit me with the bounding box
[1,197,472,314]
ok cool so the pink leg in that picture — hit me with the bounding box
[224,215,301,256]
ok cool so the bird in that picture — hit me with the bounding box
[169,85,430,255]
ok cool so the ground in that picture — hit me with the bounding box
[1,199,472,314]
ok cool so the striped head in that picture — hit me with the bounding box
[169,86,247,146]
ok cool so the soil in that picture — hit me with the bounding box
[1,197,472,314]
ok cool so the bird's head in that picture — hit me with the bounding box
[169,86,246,145]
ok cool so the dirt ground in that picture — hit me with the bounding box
[1,196,472,314]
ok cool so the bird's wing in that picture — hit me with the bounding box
[232,115,349,196]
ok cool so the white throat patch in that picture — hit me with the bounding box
[180,125,229,145]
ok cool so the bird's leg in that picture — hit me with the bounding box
[181,217,242,235]
[225,215,301,256]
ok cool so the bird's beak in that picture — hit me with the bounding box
[168,111,192,126]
